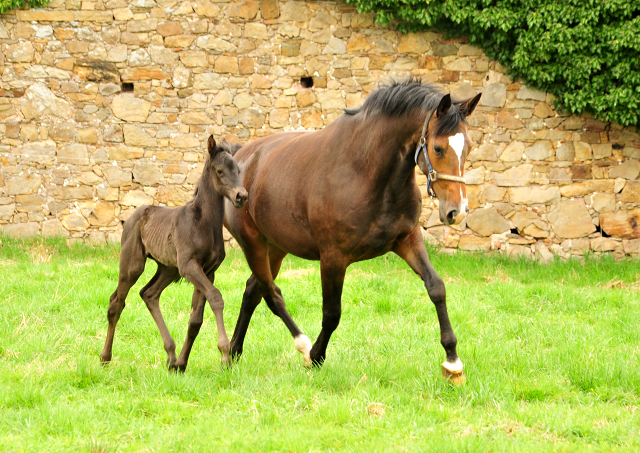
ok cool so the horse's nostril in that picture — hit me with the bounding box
[447,210,458,224]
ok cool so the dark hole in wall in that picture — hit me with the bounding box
[300,77,314,88]
[122,82,134,92]
[595,224,610,238]
[510,228,519,235]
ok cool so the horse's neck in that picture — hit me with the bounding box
[350,116,418,194]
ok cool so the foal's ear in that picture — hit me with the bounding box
[207,135,219,158]
[458,93,482,117]
[436,94,452,118]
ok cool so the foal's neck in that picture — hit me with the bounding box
[191,166,224,223]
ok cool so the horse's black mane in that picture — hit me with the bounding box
[344,77,466,135]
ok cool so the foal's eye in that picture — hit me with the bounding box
[216,169,224,176]
[434,146,445,157]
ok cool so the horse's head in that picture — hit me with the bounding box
[206,135,248,208]
[415,93,481,225]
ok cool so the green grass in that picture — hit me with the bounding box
[0,236,639,452]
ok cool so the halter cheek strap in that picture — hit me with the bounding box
[414,110,466,198]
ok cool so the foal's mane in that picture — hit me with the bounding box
[344,78,466,135]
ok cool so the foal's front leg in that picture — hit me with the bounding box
[180,260,231,366]
[173,289,207,372]
[393,227,465,384]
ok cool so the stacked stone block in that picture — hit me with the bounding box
[0,0,638,258]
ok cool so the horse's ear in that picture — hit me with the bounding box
[436,94,452,118]
[458,93,482,117]
[207,135,218,158]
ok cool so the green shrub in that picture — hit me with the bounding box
[345,0,640,126]
[0,0,51,14]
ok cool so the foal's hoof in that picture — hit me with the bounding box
[442,359,465,386]
[99,353,111,366]
[168,364,186,373]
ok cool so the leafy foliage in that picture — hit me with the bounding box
[345,0,640,126]
[0,0,51,14]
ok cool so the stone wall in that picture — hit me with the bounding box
[1,0,639,259]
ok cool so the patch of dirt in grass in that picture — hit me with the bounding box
[29,244,56,263]
[281,268,314,279]
[483,269,511,283]
[367,402,386,417]
[349,269,377,279]
[604,279,626,289]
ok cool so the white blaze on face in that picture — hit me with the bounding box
[448,133,468,215]
[448,133,465,174]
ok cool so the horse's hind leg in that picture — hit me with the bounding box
[173,288,207,372]
[230,245,287,360]
[100,230,146,364]
[241,244,312,366]
[230,274,262,360]
[139,264,180,369]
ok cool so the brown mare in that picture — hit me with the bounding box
[224,79,481,383]
[100,136,248,371]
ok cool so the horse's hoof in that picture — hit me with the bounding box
[294,334,313,367]
[230,350,243,362]
[99,354,111,365]
[442,359,465,386]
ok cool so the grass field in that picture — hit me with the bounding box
[0,236,639,452]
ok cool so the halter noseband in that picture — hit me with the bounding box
[414,109,466,198]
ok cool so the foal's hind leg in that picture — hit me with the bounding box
[230,245,288,360]
[100,232,146,364]
[139,264,180,368]
[393,227,464,385]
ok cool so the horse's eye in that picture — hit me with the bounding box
[434,146,445,157]
[216,169,224,176]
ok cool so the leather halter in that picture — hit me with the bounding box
[414,109,466,198]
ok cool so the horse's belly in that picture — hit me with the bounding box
[140,215,179,267]
[257,218,321,260]
[350,218,416,261]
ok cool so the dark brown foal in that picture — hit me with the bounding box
[225,78,481,383]
[100,136,248,370]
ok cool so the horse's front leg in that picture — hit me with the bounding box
[310,254,347,366]
[393,227,464,385]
